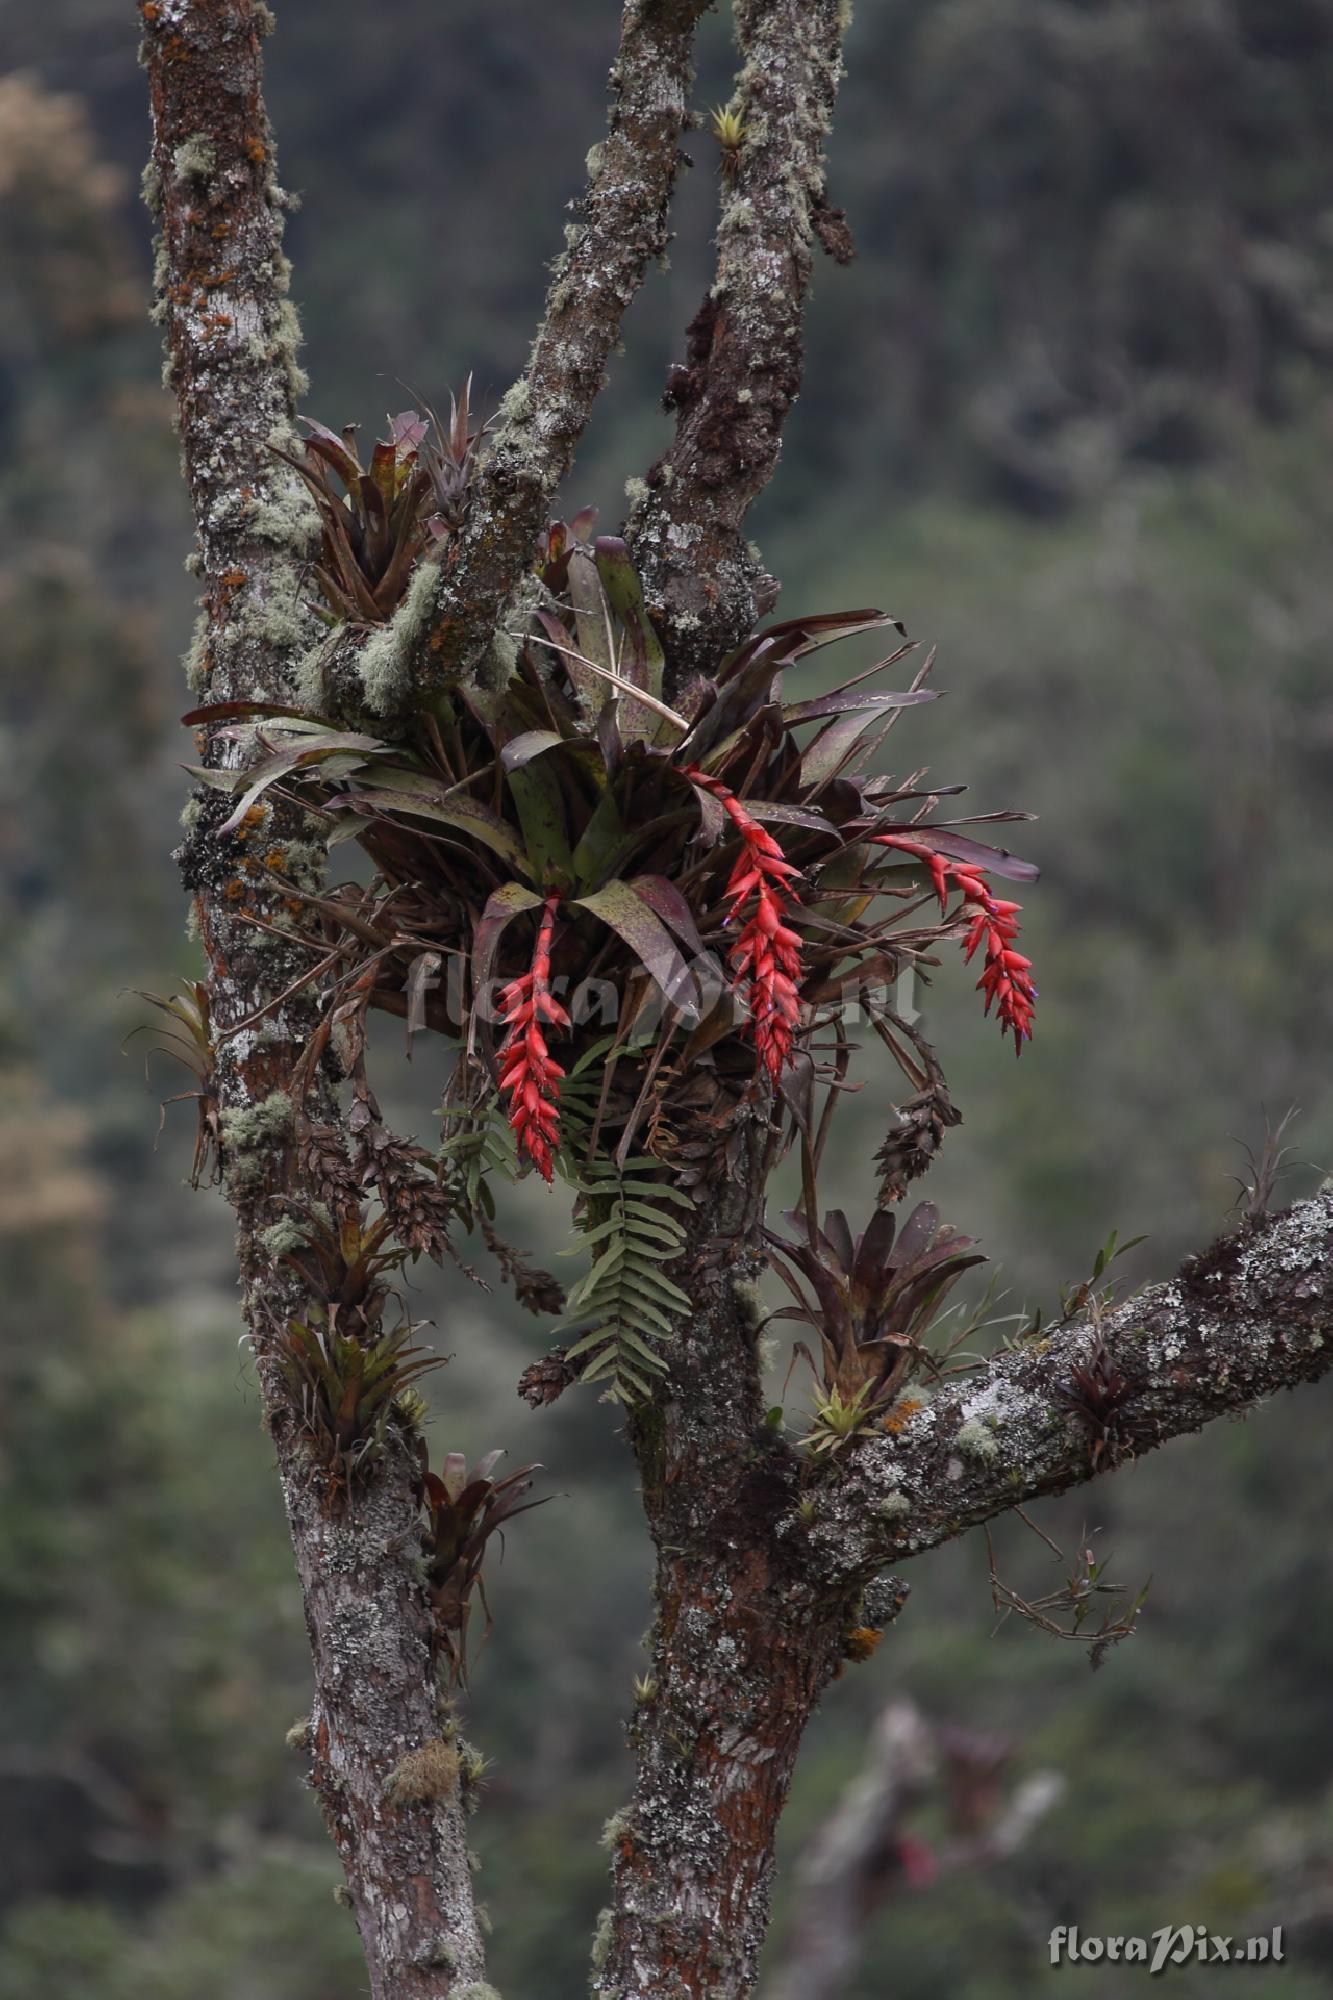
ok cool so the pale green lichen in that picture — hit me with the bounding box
[383,1737,461,1809]
[455,1985,502,2000]
[332,1884,354,1911]
[274,296,310,400]
[417,1939,458,1971]
[140,161,162,215]
[496,378,534,427]
[599,1807,631,1852]
[590,1909,614,1979]
[955,1414,1001,1463]
[585,142,605,177]
[274,839,326,889]
[183,611,210,693]
[294,637,333,712]
[623,476,650,506]
[480,626,519,691]
[261,1217,306,1259]
[236,558,310,656]
[878,1489,911,1522]
[249,478,318,553]
[356,559,439,712]
[284,1715,312,1751]
[220,1091,293,1159]
[172,134,216,183]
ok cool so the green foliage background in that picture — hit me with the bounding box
[1,2,1331,1994]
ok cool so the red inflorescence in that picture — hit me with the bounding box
[875,835,1037,1050]
[687,768,804,1081]
[497,896,570,1180]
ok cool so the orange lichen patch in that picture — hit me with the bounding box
[882,1397,924,1434]
[843,1626,883,1663]
[244,135,267,166]
[224,880,246,903]
[263,847,288,870]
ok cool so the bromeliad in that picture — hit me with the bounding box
[497,896,569,1181]
[874,834,1037,1050]
[684,767,804,1081]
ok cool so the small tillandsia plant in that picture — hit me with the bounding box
[767,1201,986,1453]
[272,386,490,627]
[189,518,1040,1402]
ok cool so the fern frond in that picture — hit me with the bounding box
[438,1097,518,1223]
[555,1156,693,1403]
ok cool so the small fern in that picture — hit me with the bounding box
[438,1098,518,1223]
[556,1157,694,1401]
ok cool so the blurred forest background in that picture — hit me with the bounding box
[2,2,1333,1995]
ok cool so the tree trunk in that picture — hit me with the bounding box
[141,4,485,1989]
[595,1140,860,2000]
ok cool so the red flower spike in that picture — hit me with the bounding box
[874,834,1038,1051]
[686,767,804,1081]
[497,896,569,1179]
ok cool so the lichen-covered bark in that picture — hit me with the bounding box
[433,0,710,648]
[594,1138,904,2000]
[598,1183,1333,2000]
[803,1192,1333,1583]
[389,0,711,707]
[627,0,853,694]
[141,5,485,1992]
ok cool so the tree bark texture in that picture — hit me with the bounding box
[628,0,853,694]
[594,1182,1333,2000]
[594,1133,906,2000]
[141,5,486,1992]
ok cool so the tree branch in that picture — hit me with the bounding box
[804,1192,1333,1582]
[142,7,485,1993]
[626,0,853,692]
[400,0,710,701]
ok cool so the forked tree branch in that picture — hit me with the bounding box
[801,1191,1333,1582]
[429,0,711,654]
[627,0,854,692]
[346,0,711,712]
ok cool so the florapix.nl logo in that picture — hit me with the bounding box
[1049,1926,1284,1974]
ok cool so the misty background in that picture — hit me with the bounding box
[1,3,1332,1994]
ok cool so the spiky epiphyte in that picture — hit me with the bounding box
[420,1451,546,1683]
[272,390,488,627]
[685,767,803,1080]
[189,547,1041,1395]
[497,897,569,1180]
[710,103,746,168]
[874,834,1037,1049]
[768,1201,984,1412]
